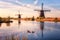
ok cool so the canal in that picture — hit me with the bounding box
[0,20,60,40]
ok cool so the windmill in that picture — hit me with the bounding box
[34,3,50,18]
[16,10,23,19]
[16,10,22,24]
[16,0,50,18]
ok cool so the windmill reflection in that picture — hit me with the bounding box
[40,21,44,38]
[18,19,21,25]
[6,23,10,26]
[18,20,21,29]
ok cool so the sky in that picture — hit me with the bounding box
[0,0,60,18]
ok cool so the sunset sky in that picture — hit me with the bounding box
[0,0,60,18]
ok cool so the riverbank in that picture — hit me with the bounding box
[36,18,60,22]
[21,17,60,22]
[1,17,60,22]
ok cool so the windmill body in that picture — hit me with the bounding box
[40,10,45,18]
[40,3,45,18]
[35,3,50,18]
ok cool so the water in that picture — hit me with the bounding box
[0,20,60,40]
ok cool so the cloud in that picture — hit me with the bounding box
[34,0,38,5]
[43,5,60,17]
[16,0,26,6]
[0,1,39,18]
[0,0,60,18]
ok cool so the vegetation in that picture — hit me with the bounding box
[0,16,13,23]
[54,18,58,22]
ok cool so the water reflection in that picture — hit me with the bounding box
[18,19,21,24]
[0,20,60,40]
[27,21,35,33]
[40,21,44,38]
[0,23,2,27]
[22,35,28,40]
[6,23,10,26]
[18,20,21,28]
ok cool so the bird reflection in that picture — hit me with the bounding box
[27,30,35,33]
[6,23,10,26]
[40,21,44,38]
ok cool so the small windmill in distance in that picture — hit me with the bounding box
[34,3,50,18]
[16,10,22,24]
